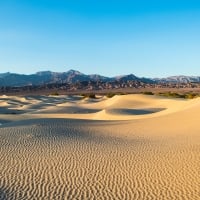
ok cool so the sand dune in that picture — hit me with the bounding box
[0,94,199,199]
[0,94,191,120]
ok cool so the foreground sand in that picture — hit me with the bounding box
[0,94,199,199]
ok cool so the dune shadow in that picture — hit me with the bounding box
[0,118,137,144]
[58,107,101,114]
[107,108,165,115]
[0,119,12,126]
[28,95,82,103]
[33,107,101,114]
[0,108,26,115]
[0,188,7,200]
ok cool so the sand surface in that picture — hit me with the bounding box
[0,94,199,199]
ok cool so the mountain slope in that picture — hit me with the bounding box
[0,69,199,87]
[154,76,200,83]
[0,70,153,87]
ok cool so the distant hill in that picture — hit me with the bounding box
[0,69,154,87]
[0,69,199,87]
[154,76,200,83]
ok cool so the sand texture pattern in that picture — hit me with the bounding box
[0,94,199,199]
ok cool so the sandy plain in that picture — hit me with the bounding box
[0,94,199,199]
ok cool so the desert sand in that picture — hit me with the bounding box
[0,94,199,199]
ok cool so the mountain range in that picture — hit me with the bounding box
[0,69,199,87]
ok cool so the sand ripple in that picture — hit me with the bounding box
[0,118,199,199]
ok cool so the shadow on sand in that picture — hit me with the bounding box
[0,188,7,200]
[107,108,165,115]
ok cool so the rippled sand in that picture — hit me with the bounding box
[0,94,199,199]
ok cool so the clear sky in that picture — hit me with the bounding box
[0,0,200,77]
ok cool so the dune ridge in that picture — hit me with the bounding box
[0,94,199,199]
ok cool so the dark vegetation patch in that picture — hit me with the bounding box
[157,92,200,99]
[80,93,96,99]
[143,91,154,95]
[50,91,59,96]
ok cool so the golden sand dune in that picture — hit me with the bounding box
[0,94,199,199]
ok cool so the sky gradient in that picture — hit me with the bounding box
[0,0,200,77]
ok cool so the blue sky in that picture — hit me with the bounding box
[0,0,200,77]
